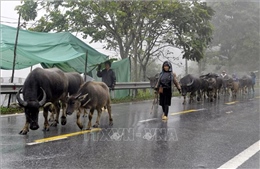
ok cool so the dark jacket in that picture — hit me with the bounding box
[97,69,116,88]
[156,61,181,90]
[157,61,181,106]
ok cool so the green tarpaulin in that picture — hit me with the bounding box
[42,58,131,99]
[0,24,108,71]
[0,24,130,98]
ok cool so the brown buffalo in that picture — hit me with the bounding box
[66,81,113,130]
[227,80,240,99]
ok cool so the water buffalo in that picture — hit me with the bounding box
[147,73,160,103]
[207,77,217,102]
[66,81,113,130]
[216,76,224,98]
[199,77,209,99]
[66,72,85,95]
[222,75,233,96]
[179,74,201,104]
[239,75,255,95]
[147,73,160,88]
[227,80,240,99]
[48,72,85,124]
[200,73,223,101]
[16,68,68,135]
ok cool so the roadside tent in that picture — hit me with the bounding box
[0,24,130,98]
[0,24,107,72]
[42,58,131,98]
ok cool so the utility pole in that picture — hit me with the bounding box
[84,51,88,81]
[8,13,21,107]
[185,58,188,75]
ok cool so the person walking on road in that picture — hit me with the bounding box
[155,61,181,121]
[250,71,256,85]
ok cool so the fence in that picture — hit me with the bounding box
[0,82,153,94]
[0,82,154,106]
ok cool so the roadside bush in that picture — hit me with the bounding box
[0,106,23,115]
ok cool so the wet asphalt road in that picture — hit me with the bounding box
[1,91,259,169]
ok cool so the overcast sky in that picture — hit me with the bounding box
[1,1,29,79]
[0,1,186,80]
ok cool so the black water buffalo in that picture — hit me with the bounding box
[216,76,224,98]
[200,73,223,101]
[206,76,217,102]
[48,72,84,124]
[147,73,160,103]
[199,77,209,99]
[147,73,160,88]
[16,68,68,135]
[239,75,255,95]
[66,72,85,95]
[66,81,113,130]
[179,74,201,104]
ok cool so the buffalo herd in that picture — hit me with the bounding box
[16,67,113,135]
[16,67,256,135]
[149,72,256,105]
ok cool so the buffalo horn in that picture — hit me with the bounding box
[16,88,28,107]
[74,93,82,99]
[187,79,194,86]
[82,98,91,107]
[38,87,47,107]
[43,102,52,108]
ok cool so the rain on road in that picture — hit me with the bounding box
[1,91,259,169]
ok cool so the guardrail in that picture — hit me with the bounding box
[0,82,152,94]
[0,83,23,94]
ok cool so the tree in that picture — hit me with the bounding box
[16,0,214,80]
[206,0,260,73]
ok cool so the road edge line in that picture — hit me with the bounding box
[217,140,260,169]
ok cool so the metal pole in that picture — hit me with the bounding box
[8,13,21,107]
[84,51,88,81]
[185,58,188,75]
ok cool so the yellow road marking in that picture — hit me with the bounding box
[225,101,238,105]
[170,109,205,116]
[255,96,260,99]
[27,128,101,145]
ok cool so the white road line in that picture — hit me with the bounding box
[139,118,158,123]
[0,113,24,117]
[217,140,260,169]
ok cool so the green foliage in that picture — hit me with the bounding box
[17,0,214,61]
[17,0,214,80]
[207,0,260,72]
[15,0,37,21]
[0,106,23,115]
[111,89,153,104]
[165,1,214,62]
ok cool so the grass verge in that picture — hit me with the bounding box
[0,106,24,115]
